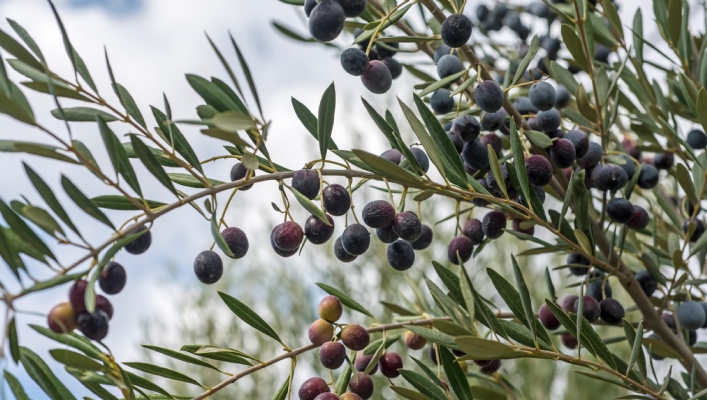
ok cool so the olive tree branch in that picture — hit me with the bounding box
[190,316,450,400]
[191,313,655,400]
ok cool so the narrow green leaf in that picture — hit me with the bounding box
[30,325,103,360]
[510,122,531,204]
[511,255,535,342]
[412,94,467,187]
[0,198,55,260]
[352,150,422,185]
[205,33,244,99]
[61,175,115,230]
[622,320,648,381]
[0,51,9,97]
[512,35,539,86]
[7,19,44,63]
[398,97,446,179]
[123,142,178,167]
[696,88,707,133]
[404,326,459,349]
[361,100,422,176]
[561,24,588,72]
[315,282,374,318]
[84,271,97,313]
[152,105,204,174]
[4,371,30,400]
[272,376,291,400]
[676,163,697,204]
[353,3,414,44]
[409,355,448,389]
[632,10,644,64]
[0,58,38,123]
[286,185,331,225]
[50,349,104,371]
[46,0,98,93]
[399,369,447,400]
[201,128,251,148]
[6,59,62,86]
[184,345,254,365]
[456,337,540,360]
[240,152,259,171]
[380,301,417,316]
[0,227,23,273]
[626,322,644,375]
[668,0,682,45]
[129,135,178,195]
[90,196,164,211]
[364,334,402,355]
[432,261,464,306]
[20,205,64,236]
[115,84,146,129]
[601,0,623,40]
[0,28,42,70]
[0,140,77,164]
[292,97,318,143]
[218,292,283,343]
[230,34,262,116]
[459,266,476,326]
[439,346,473,400]
[334,362,353,395]
[50,107,117,122]
[487,144,508,199]
[124,362,202,387]
[317,82,335,160]
[186,73,244,113]
[97,116,142,196]
[545,268,556,300]
[487,268,553,347]
[211,215,235,258]
[168,173,224,189]
[20,347,76,400]
[419,69,466,97]
[211,111,255,132]
[390,386,433,400]
[487,269,529,326]
[8,317,19,363]
[125,372,172,398]
[363,339,387,375]
[425,278,467,328]
[450,76,475,96]
[142,345,221,373]
[21,82,90,101]
[77,381,120,400]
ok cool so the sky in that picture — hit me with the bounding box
[0,0,703,398]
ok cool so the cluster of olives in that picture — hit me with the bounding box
[339,29,404,95]
[647,302,707,359]
[301,295,404,400]
[303,0,402,95]
[537,246,707,355]
[305,0,367,42]
[47,228,151,340]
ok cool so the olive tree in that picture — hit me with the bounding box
[1,0,707,399]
